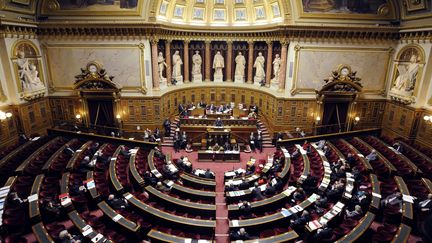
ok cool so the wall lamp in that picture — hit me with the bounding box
[354,116,360,125]
[315,116,321,124]
[424,115,432,124]
[0,110,13,121]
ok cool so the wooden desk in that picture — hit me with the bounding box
[394,176,414,222]
[169,182,216,201]
[145,186,216,216]
[370,174,381,211]
[15,137,62,174]
[279,148,291,180]
[229,194,318,230]
[147,229,212,243]
[86,171,99,200]
[397,140,432,165]
[335,212,375,243]
[68,210,111,243]
[197,150,240,162]
[32,222,54,243]
[66,141,92,171]
[129,147,145,188]
[42,139,78,172]
[97,201,140,233]
[240,230,299,243]
[29,174,44,221]
[295,144,310,184]
[124,192,216,233]
[392,223,411,243]
[374,137,419,175]
[180,173,216,190]
[228,187,296,218]
[355,137,397,173]
[109,147,123,193]
[0,139,34,169]
[339,139,373,171]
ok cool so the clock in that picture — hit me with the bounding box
[88,64,98,74]
[341,67,349,76]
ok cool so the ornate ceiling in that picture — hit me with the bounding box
[156,0,286,27]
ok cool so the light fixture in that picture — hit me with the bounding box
[116,114,121,119]
[75,114,81,119]
[315,116,321,124]
[424,115,432,124]
[354,116,360,125]
[0,110,12,121]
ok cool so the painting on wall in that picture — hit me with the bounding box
[389,46,424,104]
[301,0,392,17]
[41,0,142,15]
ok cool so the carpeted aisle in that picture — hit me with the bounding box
[161,147,276,242]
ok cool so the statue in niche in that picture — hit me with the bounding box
[192,50,202,81]
[157,52,167,82]
[172,50,183,85]
[213,51,225,81]
[16,51,45,92]
[272,54,281,83]
[393,54,420,92]
[235,52,246,81]
[254,52,265,86]
[389,46,424,104]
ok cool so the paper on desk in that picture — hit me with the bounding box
[113,214,122,222]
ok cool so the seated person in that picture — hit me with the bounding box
[312,222,333,242]
[212,143,222,152]
[366,150,377,162]
[223,141,232,151]
[238,201,252,216]
[251,182,265,200]
[230,227,251,240]
[418,194,432,212]
[316,140,326,150]
[232,143,240,151]
[327,178,345,200]
[217,104,225,113]
[155,181,170,192]
[207,103,216,111]
[345,205,363,219]
[180,157,192,173]
[214,117,224,127]
[58,229,82,243]
[42,199,61,221]
[107,194,128,210]
[7,192,27,208]
[248,111,257,119]
[346,153,356,168]
[290,210,310,230]
[238,179,250,190]
[204,169,215,179]
[63,145,75,156]
[185,142,193,153]
[198,100,206,108]
[143,171,158,186]
[393,142,403,152]
[293,188,306,201]
[154,146,166,160]
[381,192,403,209]
[264,183,276,196]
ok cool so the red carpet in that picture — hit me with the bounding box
[162,147,276,242]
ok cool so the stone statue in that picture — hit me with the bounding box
[254,52,265,85]
[272,54,281,83]
[394,54,420,92]
[192,50,202,75]
[157,52,167,82]
[235,52,246,80]
[213,51,225,80]
[172,50,183,84]
[16,51,44,92]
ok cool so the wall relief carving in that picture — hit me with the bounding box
[74,61,121,91]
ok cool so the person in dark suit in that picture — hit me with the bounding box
[63,145,75,156]
[290,210,310,230]
[214,117,224,127]
[346,153,356,168]
[255,133,263,153]
[107,194,128,210]
[178,103,186,117]
[239,201,252,217]
[238,179,249,190]
[251,182,265,200]
[418,194,432,212]
[249,132,256,151]
[198,100,206,108]
[204,169,215,179]
[207,103,215,111]
[163,119,171,137]
[312,223,333,242]
[231,228,251,240]
[264,183,276,196]
[144,171,158,186]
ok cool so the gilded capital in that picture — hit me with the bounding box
[150,38,159,45]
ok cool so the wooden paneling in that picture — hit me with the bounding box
[353,100,386,130]
[382,102,422,140]
[18,98,53,136]
[49,97,81,124]
[416,110,432,149]
[273,100,316,132]
[0,106,19,149]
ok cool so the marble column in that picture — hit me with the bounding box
[183,40,190,83]
[247,41,254,84]
[151,38,159,90]
[226,41,233,82]
[165,40,172,86]
[265,41,273,87]
[205,40,211,82]
[278,41,289,92]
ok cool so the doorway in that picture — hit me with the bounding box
[321,101,350,134]
[87,99,115,128]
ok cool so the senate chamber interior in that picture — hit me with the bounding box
[1,1,432,243]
